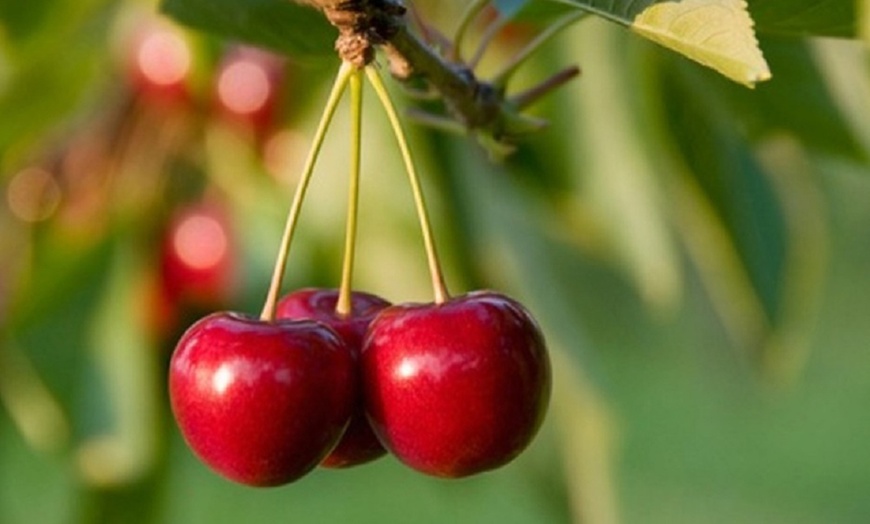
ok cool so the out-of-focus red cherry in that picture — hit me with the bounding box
[214,47,286,141]
[125,21,193,105]
[159,202,237,309]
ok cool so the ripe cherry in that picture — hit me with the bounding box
[124,20,192,105]
[361,291,550,478]
[276,288,390,468]
[159,202,236,309]
[168,312,355,486]
[214,46,285,141]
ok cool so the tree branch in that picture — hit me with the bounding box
[316,0,573,150]
[382,24,502,130]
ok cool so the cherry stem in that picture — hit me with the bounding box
[365,66,450,305]
[336,70,364,317]
[260,61,355,322]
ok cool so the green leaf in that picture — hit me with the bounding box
[77,241,161,487]
[649,48,827,379]
[0,0,113,163]
[633,0,771,87]
[663,64,788,327]
[546,0,770,86]
[160,0,334,60]
[0,0,58,42]
[748,0,856,37]
[708,36,866,161]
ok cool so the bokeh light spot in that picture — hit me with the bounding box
[173,213,228,271]
[7,167,62,223]
[218,60,271,116]
[137,30,191,87]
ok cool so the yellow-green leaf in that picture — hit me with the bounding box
[631,0,771,87]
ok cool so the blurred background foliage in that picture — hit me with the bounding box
[2,0,870,522]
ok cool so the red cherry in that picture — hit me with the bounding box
[160,203,236,309]
[125,21,192,104]
[214,47,285,140]
[276,288,390,468]
[168,312,355,486]
[361,291,551,478]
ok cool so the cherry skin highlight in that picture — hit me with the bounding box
[361,291,551,478]
[168,312,355,486]
[276,288,390,468]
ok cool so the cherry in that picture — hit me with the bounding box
[124,20,192,105]
[214,46,285,141]
[159,203,236,309]
[168,312,355,486]
[276,288,390,468]
[361,291,550,478]
[147,203,238,348]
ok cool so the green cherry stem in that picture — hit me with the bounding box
[336,69,364,317]
[260,61,354,322]
[366,65,449,305]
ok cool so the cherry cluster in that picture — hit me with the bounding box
[167,62,551,487]
[170,287,549,486]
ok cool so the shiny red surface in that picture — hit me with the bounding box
[361,291,551,478]
[276,288,390,468]
[169,312,354,486]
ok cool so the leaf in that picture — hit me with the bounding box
[548,0,770,86]
[0,0,112,162]
[0,0,58,42]
[160,0,334,60]
[631,0,771,87]
[650,51,828,379]
[748,0,856,38]
[77,241,161,487]
[663,68,788,326]
[708,36,866,161]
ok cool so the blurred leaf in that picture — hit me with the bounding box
[652,47,828,377]
[671,36,866,165]
[0,340,70,454]
[0,0,112,166]
[749,0,856,37]
[76,240,161,488]
[160,0,334,60]
[7,232,112,332]
[811,38,870,156]
[663,62,788,330]
[557,20,683,311]
[0,0,58,42]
